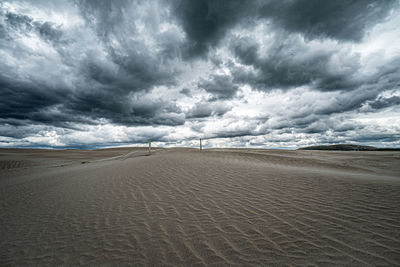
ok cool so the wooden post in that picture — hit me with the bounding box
[148,139,152,155]
[200,138,202,151]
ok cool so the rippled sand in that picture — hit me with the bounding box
[1,148,400,266]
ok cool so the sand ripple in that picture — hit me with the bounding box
[1,148,400,265]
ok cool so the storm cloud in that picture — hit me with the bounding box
[0,0,399,148]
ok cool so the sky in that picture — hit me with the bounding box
[1,0,400,149]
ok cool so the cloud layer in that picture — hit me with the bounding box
[0,0,399,148]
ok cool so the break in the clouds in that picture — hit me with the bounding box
[0,0,400,149]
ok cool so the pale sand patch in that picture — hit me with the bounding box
[1,148,399,265]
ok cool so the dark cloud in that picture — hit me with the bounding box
[231,37,259,66]
[73,1,181,94]
[0,54,182,128]
[230,34,360,91]
[0,123,55,139]
[173,0,397,58]
[315,88,378,115]
[300,118,362,134]
[229,41,399,124]
[4,12,63,43]
[5,12,33,30]
[198,74,239,100]
[208,129,256,139]
[350,133,400,143]
[0,2,184,129]
[186,101,231,119]
[179,88,192,97]
[0,76,69,124]
[259,0,398,42]
[172,0,251,57]
[368,96,400,110]
[64,90,185,126]
[36,22,63,42]
[75,0,130,40]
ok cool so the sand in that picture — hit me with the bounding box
[1,147,400,266]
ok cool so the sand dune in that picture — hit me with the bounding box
[1,148,400,265]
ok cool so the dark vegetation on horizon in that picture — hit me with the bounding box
[299,144,400,151]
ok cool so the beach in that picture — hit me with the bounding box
[1,148,400,265]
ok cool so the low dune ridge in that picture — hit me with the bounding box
[1,148,400,266]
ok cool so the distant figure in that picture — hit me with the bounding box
[200,138,202,150]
